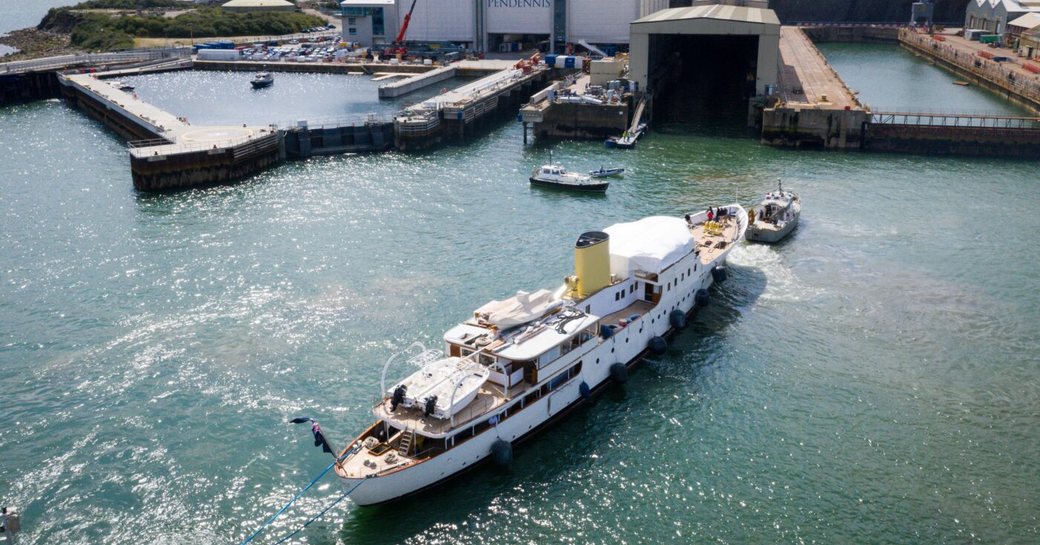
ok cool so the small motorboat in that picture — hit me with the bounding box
[531,164,608,191]
[589,166,625,178]
[746,179,801,243]
[250,72,274,89]
[112,81,135,92]
[605,123,646,149]
[530,150,608,191]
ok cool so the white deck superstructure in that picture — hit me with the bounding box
[335,207,747,505]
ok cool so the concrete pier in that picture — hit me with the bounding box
[378,65,456,98]
[761,26,868,149]
[799,24,900,44]
[60,72,280,190]
[394,61,550,150]
[0,49,189,106]
[520,74,632,140]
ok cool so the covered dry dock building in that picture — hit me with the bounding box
[628,3,779,122]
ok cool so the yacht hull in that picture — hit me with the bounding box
[338,210,747,505]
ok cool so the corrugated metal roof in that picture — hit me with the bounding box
[973,0,1040,12]
[1009,12,1040,28]
[633,5,779,26]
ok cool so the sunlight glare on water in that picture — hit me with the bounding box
[1,44,1038,545]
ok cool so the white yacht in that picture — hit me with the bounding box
[746,180,801,243]
[334,207,748,505]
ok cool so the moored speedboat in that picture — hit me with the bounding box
[530,163,608,191]
[250,72,274,88]
[746,179,800,243]
[589,166,625,178]
[334,206,748,506]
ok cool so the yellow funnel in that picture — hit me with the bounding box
[574,231,610,298]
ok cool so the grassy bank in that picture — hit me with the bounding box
[39,2,325,52]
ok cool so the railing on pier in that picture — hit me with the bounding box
[127,132,275,159]
[273,113,395,131]
[870,111,1040,130]
[395,110,441,134]
[0,48,191,75]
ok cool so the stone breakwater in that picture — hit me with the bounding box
[0,28,77,62]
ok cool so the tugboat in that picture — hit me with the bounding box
[530,164,608,191]
[746,179,801,243]
[530,152,608,191]
[250,72,274,89]
[334,206,748,505]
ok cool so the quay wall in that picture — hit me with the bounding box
[864,123,1040,158]
[899,30,1040,114]
[283,122,394,157]
[396,69,551,151]
[193,60,433,75]
[532,101,630,139]
[761,107,868,149]
[0,71,62,106]
[801,25,899,44]
[131,133,282,191]
[60,78,164,141]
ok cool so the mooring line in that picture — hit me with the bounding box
[269,479,364,545]
[239,446,358,545]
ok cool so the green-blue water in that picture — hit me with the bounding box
[1,44,1038,545]
[1,0,77,56]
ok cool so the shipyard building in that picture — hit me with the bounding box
[340,0,671,51]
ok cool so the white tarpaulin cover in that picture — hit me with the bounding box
[474,289,560,329]
[604,216,694,276]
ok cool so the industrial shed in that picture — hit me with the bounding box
[628,4,780,98]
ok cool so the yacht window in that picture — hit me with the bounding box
[479,354,495,366]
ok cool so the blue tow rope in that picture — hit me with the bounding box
[269,479,365,545]
[238,446,359,545]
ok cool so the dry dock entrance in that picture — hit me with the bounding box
[628,4,780,126]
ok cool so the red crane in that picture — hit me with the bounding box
[395,0,419,44]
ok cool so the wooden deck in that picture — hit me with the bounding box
[690,215,740,264]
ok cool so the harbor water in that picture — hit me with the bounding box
[1,44,1038,544]
[0,0,79,56]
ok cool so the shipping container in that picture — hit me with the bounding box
[197,49,241,61]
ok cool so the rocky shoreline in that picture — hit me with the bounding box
[0,28,79,62]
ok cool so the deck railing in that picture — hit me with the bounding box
[871,111,1040,129]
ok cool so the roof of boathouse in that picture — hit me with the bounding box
[632,4,780,27]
